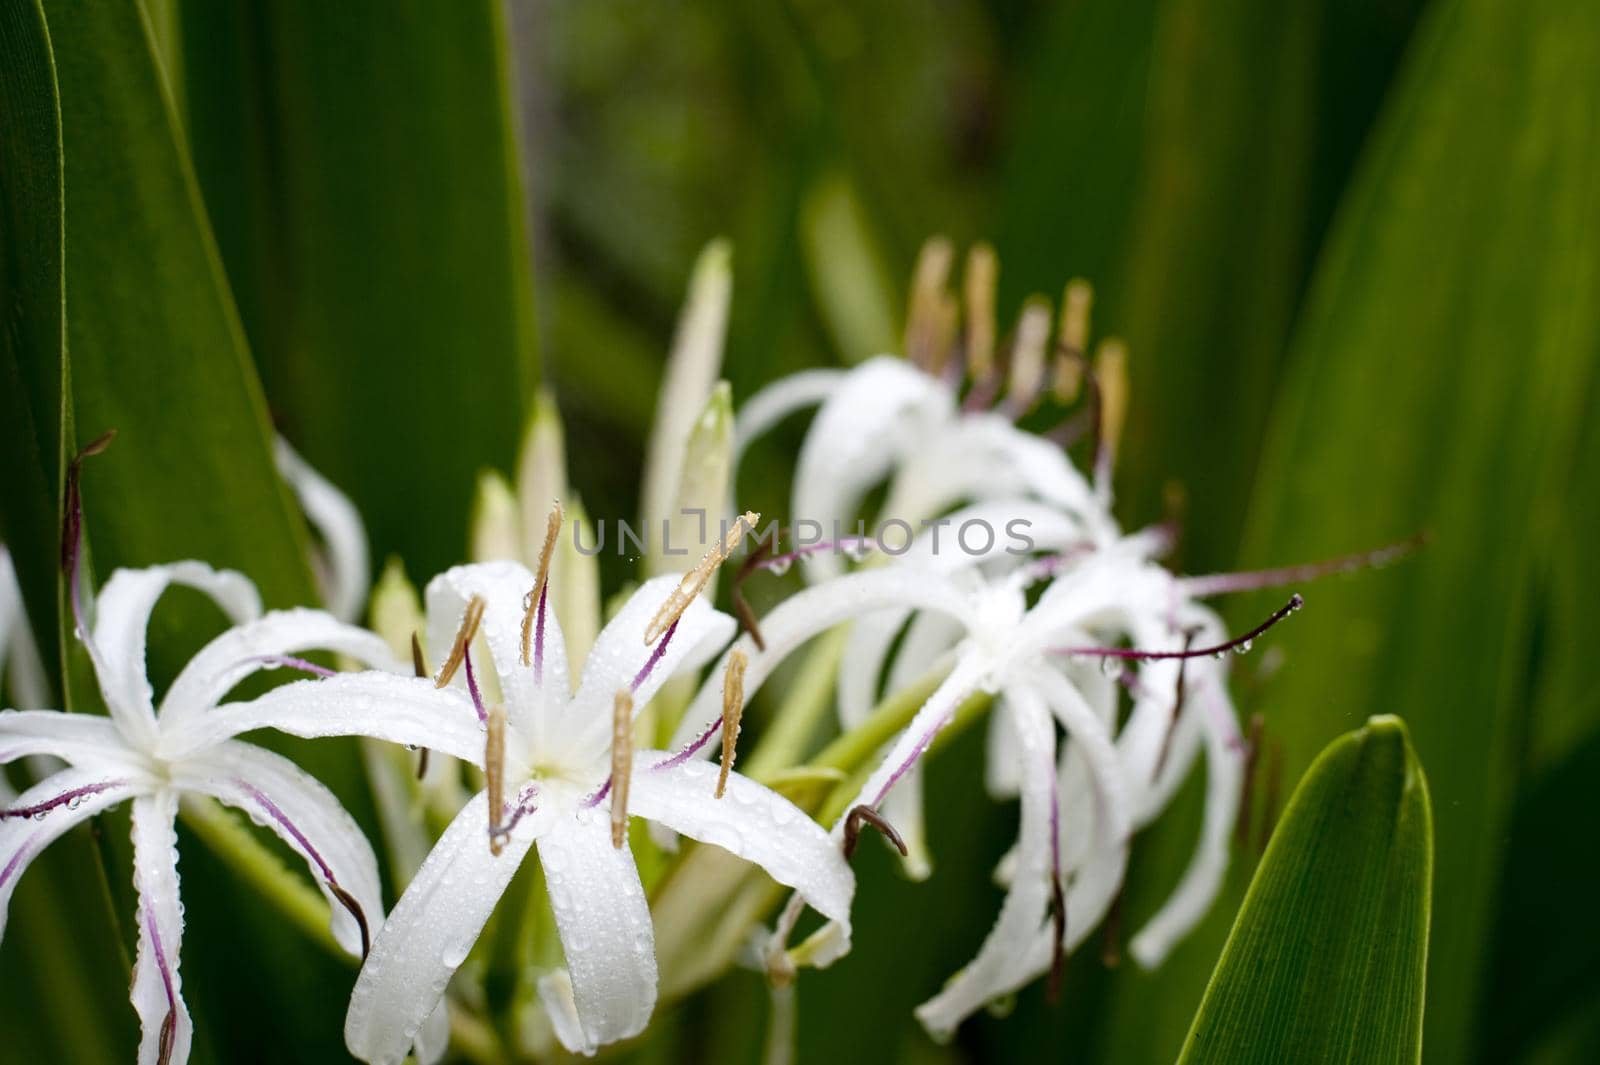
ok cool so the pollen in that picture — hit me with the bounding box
[645,510,760,645]
[716,649,749,799]
[521,499,564,666]
[486,704,508,855]
[611,690,634,848]
[437,595,486,687]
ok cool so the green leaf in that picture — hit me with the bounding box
[1179,716,1432,1064]
[1184,0,1600,1060]
[176,0,538,580]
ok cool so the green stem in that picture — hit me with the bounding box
[178,795,347,963]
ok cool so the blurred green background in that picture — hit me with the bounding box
[2,0,1596,1062]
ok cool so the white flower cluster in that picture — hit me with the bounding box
[0,241,1304,1064]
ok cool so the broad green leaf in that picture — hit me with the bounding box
[1197,0,1600,1060]
[1179,716,1433,1064]
[177,0,538,580]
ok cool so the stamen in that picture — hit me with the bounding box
[650,713,723,773]
[963,242,998,379]
[520,500,564,673]
[436,595,486,688]
[905,237,956,372]
[842,804,907,860]
[244,654,336,678]
[1152,628,1201,780]
[0,778,125,821]
[1234,713,1265,847]
[60,429,117,653]
[716,650,748,799]
[144,904,179,1065]
[1003,296,1051,418]
[1180,532,1430,599]
[1092,338,1128,485]
[1052,279,1092,402]
[462,643,489,725]
[731,524,783,651]
[1055,594,1303,662]
[328,882,373,959]
[611,691,634,849]
[1047,766,1067,1002]
[753,535,876,575]
[645,511,759,645]
[630,619,679,692]
[411,633,431,780]
[485,705,508,855]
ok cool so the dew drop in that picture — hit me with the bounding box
[1212,650,1228,660]
[32,810,47,821]
[1099,656,1121,677]
[768,558,792,577]
[1233,639,1253,655]
[67,795,84,810]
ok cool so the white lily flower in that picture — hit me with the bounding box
[0,558,447,1065]
[302,561,852,1062]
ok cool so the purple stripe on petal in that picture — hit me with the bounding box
[533,582,550,685]
[243,654,337,678]
[144,904,181,1065]
[0,838,37,891]
[870,715,951,808]
[581,776,612,809]
[649,715,723,773]
[630,618,678,692]
[0,778,128,821]
[235,780,335,882]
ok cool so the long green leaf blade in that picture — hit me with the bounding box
[1179,716,1433,1064]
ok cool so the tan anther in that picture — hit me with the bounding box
[645,511,759,645]
[716,649,749,799]
[963,243,998,379]
[1006,296,1052,413]
[1053,279,1093,402]
[1094,338,1129,468]
[521,500,564,666]
[611,691,634,848]
[486,704,508,855]
[436,595,485,687]
[905,237,956,372]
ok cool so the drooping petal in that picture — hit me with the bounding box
[90,564,261,745]
[346,792,540,1065]
[669,567,973,754]
[633,756,853,926]
[129,789,191,1065]
[792,356,954,582]
[275,436,371,624]
[174,741,383,958]
[427,561,567,741]
[914,682,1057,1038]
[565,575,733,763]
[535,813,657,1055]
[411,1000,451,1065]
[984,697,1024,799]
[731,367,843,461]
[0,546,52,709]
[0,709,140,770]
[166,672,487,766]
[1,768,141,943]
[159,609,401,732]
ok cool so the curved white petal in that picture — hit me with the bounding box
[670,567,973,753]
[90,564,261,745]
[168,673,487,765]
[914,683,1057,1037]
[633,756,853,925]
[793,357,954,582]
[427,561,567,744]
[412,1000,451,1065]
[0,547,51,710]
[984,697,1023,799]
[564,575,733,763]
[130,790,192,1065]
[1,768,140,943]
[732,368,843,461]
[346,791,539,1065]
[276,437,371,624]
[0,709,139,770]
[535,813,656,1055]
[175,741,383,958]
[160,609,401,732]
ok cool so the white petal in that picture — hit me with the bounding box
[0,546,52,709]
[1128,671,1243,968]
[346,791,539,1065]
[984,697,1023,799]
[129,790,192,1065]
[159,609,401,732]
[411,999,451,1065]
[90,564,261,745]
[276,436,371,624]
[632,756,853,925]
[426,561,567,742]
[1,768,140,943]
[915,683,1057,1037]
[564,575,733,763]
[174,741,383,957]
[0,709,138,769]
[535,815,657,1055]
[669,567,973,753]
[167,672,487,765]
[792,357,954,582]
[731,368,843,459]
